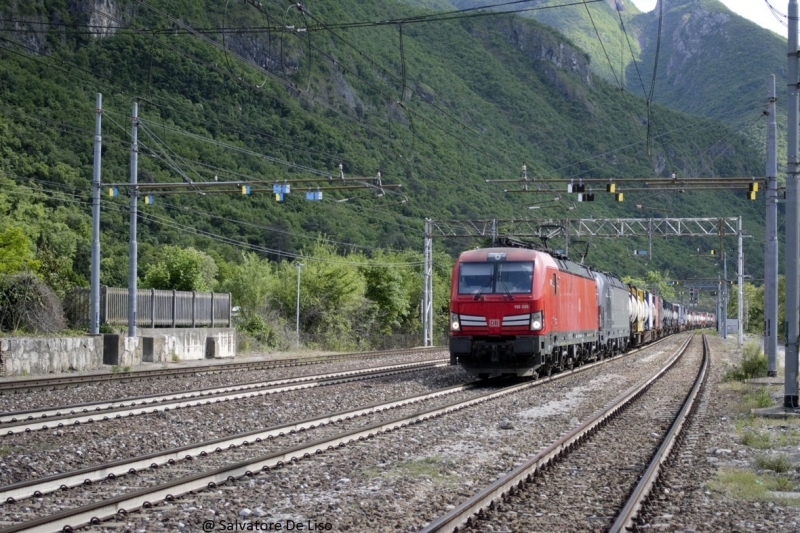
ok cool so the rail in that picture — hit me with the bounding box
[609,334,710,532]
[419,333,695,533]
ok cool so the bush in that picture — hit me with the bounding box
[740,431,771,449]
[724,341,768,381]
[0,273,65,333]
[744,387,773,408]
[754,454,794,474]
[238,314,280,348]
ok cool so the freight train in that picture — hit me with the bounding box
[448,240,714,378]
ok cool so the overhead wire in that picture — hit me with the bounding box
[582,0,622,89]
[267,1,517,168]
[134,0,403,155]
[0,174,427,267]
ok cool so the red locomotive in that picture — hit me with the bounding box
[448,241,712,378]
[449,246,598,378]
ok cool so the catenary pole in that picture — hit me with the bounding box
[766,75,779,376]
[722,252,728,339]
[295,262,304,348]
[423,218,433,346]
[128,102,139,338]
[717,274,723,336]
[738,216,744,347]
[786,0,800,407]
[90,94,102,336]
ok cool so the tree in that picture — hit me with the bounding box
[623,270,676,301]
[361,250,421,334]
[0,226,38,276]
[223,252,273,318]
[271,240,367,347]
[142,246,219,291]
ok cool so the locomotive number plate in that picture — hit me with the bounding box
[489,319,500,327]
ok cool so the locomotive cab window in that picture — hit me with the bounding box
[497,262,533,293]
[458,261,533,295]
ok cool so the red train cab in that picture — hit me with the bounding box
[449,247,598,377]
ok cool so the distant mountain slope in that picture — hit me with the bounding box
[0,0,770,285]
[632,0,787,176]
[426,0,786,173]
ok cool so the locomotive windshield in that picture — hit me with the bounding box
[457,261,533,295]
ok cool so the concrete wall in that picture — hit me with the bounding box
[0,336,104,376]
[0,327,236,377]
[135,327,236,362]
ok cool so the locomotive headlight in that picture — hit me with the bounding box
[530,310,543,331]
[450,312,461,331]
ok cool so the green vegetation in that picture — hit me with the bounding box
[740,430,772,450]
[365,455,457,485]
[723,342,769,382]
[0,0,772,344]
[744,388,773,409]
[711,469,800,502]
[754,454,794,474]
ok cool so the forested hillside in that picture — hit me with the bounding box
[0,0,771,344]
[433,0,787,175]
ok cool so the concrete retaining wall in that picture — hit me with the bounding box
[0,328,236,377]
[0,337,104,376]
[134,327,236,362]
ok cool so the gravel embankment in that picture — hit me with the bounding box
[460,333,704,532]
[0,364,468,487]
[633,335,800,532]
[0,350,448,413]
[79,336,690,532]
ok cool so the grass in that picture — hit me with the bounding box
[774,476,795,491]
[754,454,794,474]
[736,414,800,450]
[723,341,769,381]
[364,455,457,486]
[744,387,773,408]
[740,431,772,449]
[722,384,779,414]
[711,468,800,503]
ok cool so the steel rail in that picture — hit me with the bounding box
[0,346,444,393]
[0,377,477,504]
[419,333,695,533]
[0,360,448,434]
[608,334,710,532]
[0,335,681,533]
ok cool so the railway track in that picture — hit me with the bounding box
[420,333,707,533]
[0,336,678,532]
[0,346,444,393]
[0,359,449,435]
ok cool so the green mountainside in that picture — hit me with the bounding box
[0,0,771,341]
[633,0,787,174]
[434,0,786,173]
